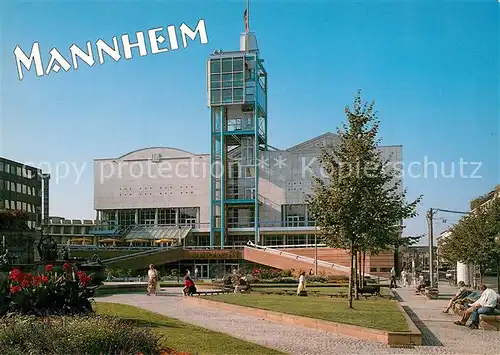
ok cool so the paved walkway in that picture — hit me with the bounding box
[392,285,500,354]
[97,286,499,355]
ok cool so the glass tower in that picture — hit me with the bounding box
[207,32,268,248]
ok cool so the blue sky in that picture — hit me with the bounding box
[0,0,498,244]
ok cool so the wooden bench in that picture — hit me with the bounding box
[479,314,500,331]
[194,290,232,296]
[424,287,439,299]
[324,293,347,298]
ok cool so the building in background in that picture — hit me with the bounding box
[0,157,48,229]
[87,16,403,277]
[43,216,96,245]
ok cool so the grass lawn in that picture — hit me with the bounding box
[251,283,347,288]
[204,294,407,332]
[249,286,390,296]
[95,302,283,355]
[252,286,348,294]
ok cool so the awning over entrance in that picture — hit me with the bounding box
[124,226,192,241]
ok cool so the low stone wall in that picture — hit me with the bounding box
[185,297,421,346]
[479,314,500,331]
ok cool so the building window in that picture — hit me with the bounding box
[22,185,26,194]
[17,183,22,193]
[118,209,135,226]
[264,235,284,246]
[0,162,3,172]
[16,167,22,176]
[101,210,116,224]
[16,201,21,210]
[10,182,15,191]
[139,209,155,225]
[4,200,9,209]
[158,208,176,225]
[285,235,307,245]
[283,204,307,227]
[179,207,198,226]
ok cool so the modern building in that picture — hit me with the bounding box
[89,17,402,277]
[43,216,97,245]
[0,157,49,229]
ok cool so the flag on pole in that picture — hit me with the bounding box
[244,9,249,32]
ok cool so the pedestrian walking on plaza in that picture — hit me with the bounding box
[147,264,159,296]
[401,270,407,287]
[194,267,199,280]
[390,266,397,288]
[297,271,307,295]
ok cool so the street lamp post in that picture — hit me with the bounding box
[314,221,318,275]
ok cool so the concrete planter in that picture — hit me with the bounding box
[185,297,421,346]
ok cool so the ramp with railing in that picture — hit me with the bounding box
[85,246,184,270]
[243,242,387,280]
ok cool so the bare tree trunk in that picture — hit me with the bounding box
[354,248,359,300]
[348,247,354,308]
[358,250,363,288]
[362,251,366,285]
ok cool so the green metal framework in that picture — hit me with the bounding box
[208,51,268,248]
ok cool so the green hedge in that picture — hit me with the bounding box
[0,315,165,355]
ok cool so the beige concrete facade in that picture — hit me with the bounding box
[93,132,403,247]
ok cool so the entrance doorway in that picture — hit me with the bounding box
[195,264,209,279]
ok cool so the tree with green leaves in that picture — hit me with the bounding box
[307,91,422,308]
[441,197,500,285]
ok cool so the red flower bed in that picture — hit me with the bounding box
[2,263,95,316]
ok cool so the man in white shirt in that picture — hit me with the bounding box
[454,284,499,329]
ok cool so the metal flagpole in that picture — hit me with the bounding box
[246,0,249,32]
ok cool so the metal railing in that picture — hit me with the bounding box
[60,243,327,252]
[245,242,351,273]
[245,242,388,280]
[86,220,318,232]
[102,246,182,264]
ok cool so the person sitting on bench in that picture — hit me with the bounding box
[183,276,197,296]
[415,275,430,294]
[234,276,248,293]
[443,281,468,313]
[454,284,498,329]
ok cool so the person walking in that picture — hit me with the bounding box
[390,266,397,288]
[297,271,307,295]
[147,264,159,296]
[401,270,408,287]
[194,267,199,280]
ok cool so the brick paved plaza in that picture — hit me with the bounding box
[98,283,500,355]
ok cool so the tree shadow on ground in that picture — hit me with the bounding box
[119,318,183,329]
[401,305,444,347]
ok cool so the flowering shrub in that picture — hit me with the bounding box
[1,262,95,317]
[0,315,166,355]
[247,267,350,284]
